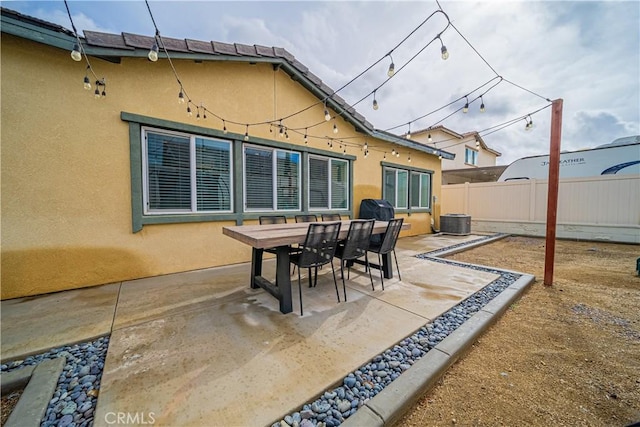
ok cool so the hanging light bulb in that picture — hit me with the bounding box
[94,86,101,98]
[178,89,185,104]
[383,152,387,160]
[391,148,396,156]
[463,97,469,113]
[438,154,442,160]
[364,141,368,151]
[304,129,308,144]
[244,125,249,141]
[480,96,486,113]
[406,123,412,139]
[408,154,411,163]
[196,109,201,120]
[148,41,159,62]
[428,133,432,143]
[83,75,91,90]
[203,110,207,119]
[71,42,82,61]
[343,147,347,154]
[373,92,379,110]
[333,123,338,134]
[279,125,284,138]
[387,55,395,77]
[324,102,331,121]
[223,121,228,134]
[441,45,449,60]
[187,106,192,117]
[438,37,449,60]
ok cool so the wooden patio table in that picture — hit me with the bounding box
[223,220,410,314]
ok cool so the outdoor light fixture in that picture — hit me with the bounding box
[187,106,192,117]
[438,37,449,60]
[223,121,228,134]
[93,79,106,98]
[480,96,486,113]
[324,102,331,121]
[428,133,432,143]
[178,89,185,104]
[83,75,91,90]
[396,151,400,158]
[463,97,469,113]
[387,55,395,77]
[406,122,412,139]
[148,41,159,62]
[373,91,379,110]
[304,129,308,144]
[392,148,396,156]
[244,125,249,141]
[333,123,338,134]
[364,141,368,151]
[408,154,411,163]
[71,42,82,61]
[438,154,443,160]
[383,152,387,160]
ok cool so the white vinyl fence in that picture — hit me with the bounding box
[440,175,640,243]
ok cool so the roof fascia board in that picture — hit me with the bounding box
[1,15,77,51]
[371,130,455,160]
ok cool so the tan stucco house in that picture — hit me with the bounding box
[0,8,454,299]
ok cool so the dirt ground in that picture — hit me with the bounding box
[396,236,640,427]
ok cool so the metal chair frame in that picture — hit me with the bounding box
[289,222,341,316]
[295,214,318,223]
[333,219,375,300]
[321,213,342,221]
[367,218,403,290]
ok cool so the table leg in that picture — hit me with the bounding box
[251,248,263,289]
[382,253,393,279]
[275,246,293,314]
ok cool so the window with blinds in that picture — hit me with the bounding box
[144,129,232,214]
[244,145,300,211]
[309,155,349,210]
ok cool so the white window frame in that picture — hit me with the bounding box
[243,144,301,212]
[383,167,409,209]
[308,154,350,211]
[410,171,431,209]
[141,127,233,215]
[465,147,478,166]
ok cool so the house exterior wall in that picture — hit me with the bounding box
[412,129,498,169]
[1,34,440,299]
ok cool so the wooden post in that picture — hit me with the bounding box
[544,99,563,286]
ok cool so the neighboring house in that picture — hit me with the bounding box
[0,8,453,299]
[408,126,503,184]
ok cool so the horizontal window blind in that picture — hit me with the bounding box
[245,146,274,210]
[309,157,329,209]
[196,138,231,211]
[147,132,191,211]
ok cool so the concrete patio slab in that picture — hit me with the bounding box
[0,283,119,361]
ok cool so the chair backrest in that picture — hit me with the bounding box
[376,218,404,255]
[321,213,341,222]
[259,215,287,225]
[295,214,318,223]
[298,222,341,268]
[341,219,375,260]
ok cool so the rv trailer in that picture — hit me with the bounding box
[497,136,640,182]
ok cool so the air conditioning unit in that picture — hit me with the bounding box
[440,214,471,235]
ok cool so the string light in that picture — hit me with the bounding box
[187,105,192,116]
[223,120,228,134]
[244,125,249,141]
[71,43,82,61]
[437,36,449,60]
[83,66,91,90]
[196,106,201,120]
[406,122,412,139]
[480,96,486,113]
[304,128,308,144]
[428,133,432,143]
[387,54,395,77]
[396,151,400,158]
[333,123,338,134]
[93,79,106,98]
[372,91,379,110]
[391,148,396,156]
[463,96,469,113]
[178,89,185,104]
[383,152,387,160]
[324,101,331,121]
[148,31,159,62]
[408,154,411,163]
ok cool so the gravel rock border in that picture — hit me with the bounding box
[1,336,109,427]
[272,235,520,427]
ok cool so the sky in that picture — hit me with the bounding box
[3,0,639,165]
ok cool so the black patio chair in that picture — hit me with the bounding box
[367,217,404,290]
[289,222,341,316]
[321,213,342,221]
[258,215,287,225]
[295,214,318,223]
[333,219,375,300]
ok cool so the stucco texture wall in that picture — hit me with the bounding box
[1,34,439,299]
